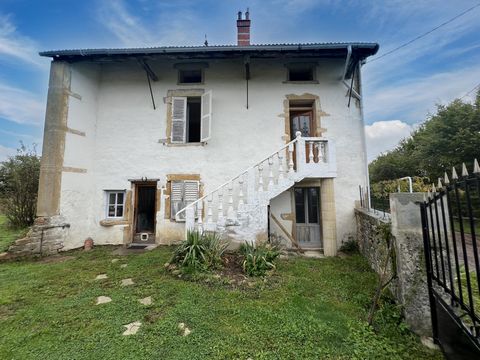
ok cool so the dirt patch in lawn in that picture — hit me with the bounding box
[166,252,279,290]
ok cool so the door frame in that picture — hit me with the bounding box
[291,184,323,250]
[132,181,157,242]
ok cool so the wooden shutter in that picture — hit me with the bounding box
[184,181,199,205]
[171,97,187,143]
[200,91,212,142]
[171,181,184,220]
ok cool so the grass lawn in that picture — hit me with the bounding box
[454,218,480,235]
[0,247,442,359]
[0,214,27,252]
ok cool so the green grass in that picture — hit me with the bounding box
[454,218,480,235]
[0,214,27,252]
[0,247,442,359]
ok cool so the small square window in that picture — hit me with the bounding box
[288,67,314,81]
[105,191,126,219]
[179,69,202,84]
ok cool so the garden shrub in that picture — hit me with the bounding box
[170,230,227,273]
[240,241,280,277]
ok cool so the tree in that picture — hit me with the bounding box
[369,91,480,183]
[0,144,41,227]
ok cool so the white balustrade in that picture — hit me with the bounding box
[176,134,335,236]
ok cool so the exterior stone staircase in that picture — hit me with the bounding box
[176,132,337,245]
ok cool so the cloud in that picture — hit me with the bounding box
[0,14,45,67]
[97,0,200,47]
[364,64,480,125]
[0,83,45,125]
[365,120,414,161]
[0,144,16,162]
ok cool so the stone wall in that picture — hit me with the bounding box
[355,193,432,337]
[8,216,70,256]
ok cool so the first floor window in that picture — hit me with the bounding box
[286,63,316,82]
[106,191,125,218]
[171,91,212,143]
[170,180,199,221]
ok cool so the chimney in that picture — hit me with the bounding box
[237,9,251,46]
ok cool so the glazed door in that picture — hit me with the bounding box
[290,111,315,164]
[294,187,322,249]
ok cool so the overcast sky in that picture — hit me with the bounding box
[1,0,479,162]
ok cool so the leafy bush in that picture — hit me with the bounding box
[170,230,227,273]
[0,144,40,227]
[340,238,359,253]
[240,242,280,277]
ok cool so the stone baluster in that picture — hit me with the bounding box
[258,164,264,192]
[197,200,203,231]
[227,182,235,219]
[217,189,224,223]
[207,195,213,226]
[295,132,306,173]
[247,169,255,204]
[308,141,314,163]
[268,157,274,189]
[288,143,294,174]
[277,151,284,181]
[238,176,245,206]
[320,142,326,163]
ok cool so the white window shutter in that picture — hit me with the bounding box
[171,181,184,220]
[200,91,212,142]
[171,97,187,143]
[184,181,199,204]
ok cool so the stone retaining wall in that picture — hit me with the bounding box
[8,216,70,256]
[355,193,432,337]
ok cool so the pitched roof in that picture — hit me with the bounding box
[39,42,379,60]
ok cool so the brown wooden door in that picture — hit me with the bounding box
[290,111,314,165]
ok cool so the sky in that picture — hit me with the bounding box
[0,0,479,162]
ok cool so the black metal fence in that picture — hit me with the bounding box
[421,163,480,358]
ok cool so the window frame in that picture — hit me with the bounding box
[169,91,212,145]
[178,68,204,85]
[284,62,318,83]
[105,190,126,219]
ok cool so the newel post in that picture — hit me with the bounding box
[295,131,306,174]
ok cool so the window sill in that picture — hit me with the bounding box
[177,82,204,86]
[159,140,206,147]
[283,80,319,84]
[100,219,128,227]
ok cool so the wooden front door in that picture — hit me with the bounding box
[133,184,156,244]
[294,187,322,249]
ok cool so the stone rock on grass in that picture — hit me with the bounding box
[111,258,120,263]
[178,322,192,336]
[120,264,128,268]
[95,274,108,280]
[121,278,134,286]
[122,321,141,336]
[96,296,112,305]
[138,296,152,306]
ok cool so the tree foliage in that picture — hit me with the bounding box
[0,144,41,227]
[369,91,480,183]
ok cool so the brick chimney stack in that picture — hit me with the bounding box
[237,9,251,46]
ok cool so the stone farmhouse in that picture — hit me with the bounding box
[10,11,378,256]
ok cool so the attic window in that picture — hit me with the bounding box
[286,63,317,82]
[179,69,203,84]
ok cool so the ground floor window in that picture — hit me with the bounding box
[106,191,125,218]
[170,180,199,221]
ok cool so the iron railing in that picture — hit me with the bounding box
[421,161,480,354]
